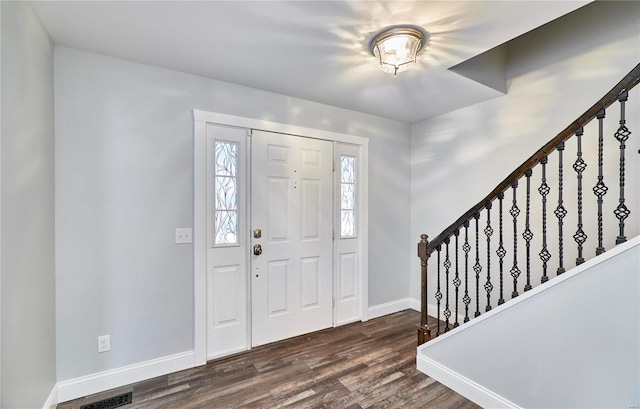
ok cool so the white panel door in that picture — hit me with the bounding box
[251,130,333,346]
[206,124,248,359]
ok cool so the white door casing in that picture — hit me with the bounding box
[251,131,333,347]
[194,110,368,365]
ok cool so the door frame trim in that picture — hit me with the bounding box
[193,110,369,366]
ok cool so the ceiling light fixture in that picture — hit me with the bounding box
[368,26,428,77]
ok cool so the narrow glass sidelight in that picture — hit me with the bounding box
[214,141,239,245]
[340,155,357,238]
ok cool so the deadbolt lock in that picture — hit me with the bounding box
[253,229,262,239]
[253,244,263,256]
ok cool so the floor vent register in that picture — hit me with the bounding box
[79,392,133,409]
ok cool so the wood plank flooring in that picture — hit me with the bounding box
[57,310,480,409]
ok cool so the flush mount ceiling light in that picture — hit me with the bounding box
[368,26,428,77]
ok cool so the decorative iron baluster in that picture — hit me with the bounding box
[443,238,452,332]
[484,203,494,311]
[462,221,471,323]
[554,142,567,275]
[593,109,608,255]
[523,170,533,292]
[510,182,521,298]
[573,127,587,265]
[435,245,442,337]
[453,229,461,328]
[496,192,506,305]
[474,214,482,318]
[614,91,631,244]
[538,157,551,283]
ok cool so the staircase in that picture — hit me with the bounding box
[415,64,640,407]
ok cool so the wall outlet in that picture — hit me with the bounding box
[175,228,192,244]
[98,335,110,353]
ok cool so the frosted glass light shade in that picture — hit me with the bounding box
[369,27,426,76]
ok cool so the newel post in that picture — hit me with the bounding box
[417,234,432,345]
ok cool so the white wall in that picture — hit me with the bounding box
[1,1,56,407]
[54,46,412,381]
[418,239,639,408]
[410,1,640,302]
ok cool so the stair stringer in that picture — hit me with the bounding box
[417,236,640,409]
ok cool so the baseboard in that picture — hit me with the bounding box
[416,354,520,409]
[368,298,414,319]
[429,302,466,325]
[409,299,466,323]
[42,384,58,409]
[409,297,420,311]
[57,350,194,403]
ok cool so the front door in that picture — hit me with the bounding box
[251,130,333,346]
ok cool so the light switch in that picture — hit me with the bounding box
[175,228,192,244]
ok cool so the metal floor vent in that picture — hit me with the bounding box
[79,392,132,409]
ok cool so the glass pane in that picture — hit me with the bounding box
[341,156,355,183]
[341,183,355,210]
[215,211,238,245]
[215,141,238,177]
[341,210,355,237]
[215,177,237,210]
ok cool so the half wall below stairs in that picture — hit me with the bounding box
[417,237,639,409]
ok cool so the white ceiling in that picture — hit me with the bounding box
[31,1,590,124]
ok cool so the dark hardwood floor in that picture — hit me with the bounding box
[57,310,479,409]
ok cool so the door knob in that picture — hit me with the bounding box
[253,244,263,256]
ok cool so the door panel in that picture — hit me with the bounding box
[251,130,333,346]
[206,124,248,360]
[301,179,321,239]
[334,143,363,325]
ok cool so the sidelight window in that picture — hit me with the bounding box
[340,155,357,238]
[214,141,239,245]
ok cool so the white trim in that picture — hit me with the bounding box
[416,355,520,409]
[410,299,464,322]
[0,3,3,403]
[409,297,420,311]
[359,145,369,321]
[57,351,194,403]
[193,110,369,364]
[426,302,466,325]
[193,110,369,147]
[367,298,414,320]
[193,118,207,366]
[42,384,58,409]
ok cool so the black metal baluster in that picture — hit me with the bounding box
[538,157,551,283]
[435,245,442,337]
[554,142,567,275]
[474,214,482,318]
[593,109,608,255]
[443,238,452,332]
[453,230,461,328]
[484,203,494,311]
[510,182,521,298]
[496,193,506,305]
[614,91,631,244]
[462,222,471,323]
[523,170,533,292]
[573,127,587,265]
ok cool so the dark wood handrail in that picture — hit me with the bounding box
[427,63,640,254]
